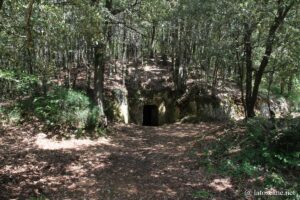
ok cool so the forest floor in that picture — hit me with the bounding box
[0,121,242,200]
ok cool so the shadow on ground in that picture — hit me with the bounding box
[0,122,237,199]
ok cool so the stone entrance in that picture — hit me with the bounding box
[143,105,159,126]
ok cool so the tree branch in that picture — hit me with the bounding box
[109,21,145,36]
[249,0,296,114]
[111,0,141,15]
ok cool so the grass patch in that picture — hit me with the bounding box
[28,194,48,200]
[192,189,213,199]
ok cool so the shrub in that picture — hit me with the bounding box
[192,190,213,199]
[196,117,299,197]
[244,117,300,169]
[0,105,22,124]
[270,121,300,168]
[32,86,100,130]
[0,69,39,100]
[86,106,101,130]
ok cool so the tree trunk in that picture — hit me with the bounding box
[91,0,113,122]
[287,74,293,94]
[149,21,156,58]
[211,57,219,96]
[244,23,255,118]
[244,1,294,118]
[267,68,275,120]
[122,25,127,86]
[0,0,4,10]
[25,0,35,74]
[94,43,105,116]
[236,50,246,118]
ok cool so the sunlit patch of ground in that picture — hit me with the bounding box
[209,178,233,192]
[0,121,239,199]
[35,133,114,150]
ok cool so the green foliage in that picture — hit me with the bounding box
[222,159,260,179]
[33,87,88,127]
[86,107,101,131]
[192,189,213,199]
[6,107,22,124]
[0,105,22,124]
[265,172,286,188]
[28,194,48,200]
[32,87,100,131]
[244,117,300,169]
[0,69,39,99]
[288,79,300,111]
[195,119,299,197]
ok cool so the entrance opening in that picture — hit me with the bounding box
[143,105,159,126]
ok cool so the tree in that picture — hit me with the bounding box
[0,0,299,122]
[0,0,4,10]
[25,0,35,74]
[243,0,296,118]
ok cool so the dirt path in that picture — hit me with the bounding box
[0,122,235,200]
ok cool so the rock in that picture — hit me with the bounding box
[106,88,129,124]
[259,103,270,118]
[257,97,290,119]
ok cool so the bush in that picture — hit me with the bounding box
[86,107,101,130]
[270,120,300,168]
[244,117,300,169]
[0,105,22,124]
[32,86,100,130]
[196,118,299,197]
[0,69,39,100]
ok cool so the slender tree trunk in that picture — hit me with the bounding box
[91,0,113,122]
[25,0,35,74]
[122,25,127,86]
[94,43,105,116]
[150,21,156,59]
[287,74,293,94]
[236,51,246,118]
[0,0,4,10]
[244,23,254,118]
[280,78,285,94]
[267,69,275,120]
[211,57,219,96]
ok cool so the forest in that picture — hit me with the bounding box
[0,0,299,199]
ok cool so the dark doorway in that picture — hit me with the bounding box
[143,105,159,126]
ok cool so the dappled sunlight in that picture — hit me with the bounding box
[248,176,264,183]
[202,135,217,141]
[123,184,139,195]
[155,186,177,196]
[228,147,241,154]
[152,122,223,138]
[0,121,237,199]
[125,61,174,91]
[209,178,233,192]
[35,133,114,150]
[66,164,88,176]
[2,164,31,174]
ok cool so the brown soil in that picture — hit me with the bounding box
[0,122,238,200]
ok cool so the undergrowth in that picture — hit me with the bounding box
[0,69,39,100]
[193,118,300,199]
[0,86,107,137]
